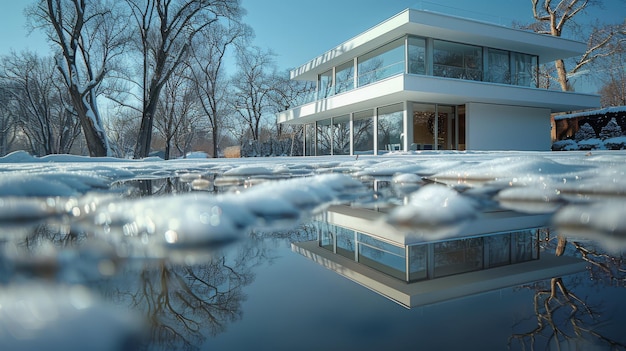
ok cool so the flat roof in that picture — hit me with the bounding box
[291,9,587,81]
[293,241,586,308]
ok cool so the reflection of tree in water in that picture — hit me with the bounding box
[116,240,267,351]
[509,230,626,350]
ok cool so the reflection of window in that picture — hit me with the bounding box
[409,245,427,281]
[433,238,483,278]
[486,234,511,267]
[513,230,538,262]
[433,40,483,81]
[357,233,406,280]
[335,61,355,94]
[336,226,356,259]
[486,48,510,84]
[358,38,405,86]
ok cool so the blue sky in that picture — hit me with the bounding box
[2,0,624,71]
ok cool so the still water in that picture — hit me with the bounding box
[1,156,625,351]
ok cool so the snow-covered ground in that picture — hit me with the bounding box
[1,149,625,350]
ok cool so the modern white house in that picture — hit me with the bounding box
[277,9,600,154]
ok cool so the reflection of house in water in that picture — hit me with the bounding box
[292,205,585,308]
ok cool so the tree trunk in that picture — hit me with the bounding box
[555,59,569,91]
[134,95,159,159]
[69,89,108,157]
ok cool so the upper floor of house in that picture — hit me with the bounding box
[288,9,589,104]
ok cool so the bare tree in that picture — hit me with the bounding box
[231,46,277,144]
[154,68,202,160]
[125,0,244,159]
[0,51,82,156]
[29,0,129,156]
[530,0,626,91]
[188,21,251,158]
[0,83,18,156]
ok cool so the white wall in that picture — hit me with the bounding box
[466,103,552,151]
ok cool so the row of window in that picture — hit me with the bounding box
[317,221,540,283]
[316,35,539,100]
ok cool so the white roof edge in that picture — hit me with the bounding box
[290,8,587,81]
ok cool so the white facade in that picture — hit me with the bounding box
[277,9,600,153]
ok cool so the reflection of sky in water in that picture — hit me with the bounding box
[206,238,626,350]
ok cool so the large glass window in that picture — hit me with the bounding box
[408,36,426,75]
[433,40,483,81]
[335,61,355,94]
[318,69,333,99]
[316,119,332,156]
[413,103,436,150]
[512,52,538,87]
[377,103,404,154]
[486,234,511,267]
[357,38,405,87]
[333,115,350,155]
[408,37,426,74]
[408,245,427,281]
[433,238,483,278]
[486,48,510,84]
[357,233,406,281]
[513,230,538,262]
[305,123,316,156]
[353,110,374,154]
[336,226,356,260]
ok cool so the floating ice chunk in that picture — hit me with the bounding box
[386,184,478,232]
[223,166,274,176]
[553,200,626,252]
[495,186,563,214]
[432,156,587,184]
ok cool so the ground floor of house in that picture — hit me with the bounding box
[299,101,552,156]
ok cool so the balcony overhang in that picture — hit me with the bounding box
[291,9,587,82]
[278,75,600,124]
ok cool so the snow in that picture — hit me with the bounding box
[1,150,623,248]
[554,105,626,120]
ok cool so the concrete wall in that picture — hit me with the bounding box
[466,103,551,151]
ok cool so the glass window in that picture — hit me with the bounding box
[318,69,333,98]
[353,110,374,155]
[486,48,510,84]
[408,245,427,281]
[433,40,483,81]
[377,103,404,154]
[412,103,436,150]
[305,123,316,156]
[357,38,405,87]
[319,223,334,251]
[513,230,538,262]
[333,115,350,155]
[408,36,426,75]
[336,226,356,260]
[512,52,537,87]
[316,119,332,156]
[433,238,483,278]
[335,61,355,94]
[486,234,511,267]
[357,233,406,280]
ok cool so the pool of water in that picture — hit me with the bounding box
[1,152,625,350]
